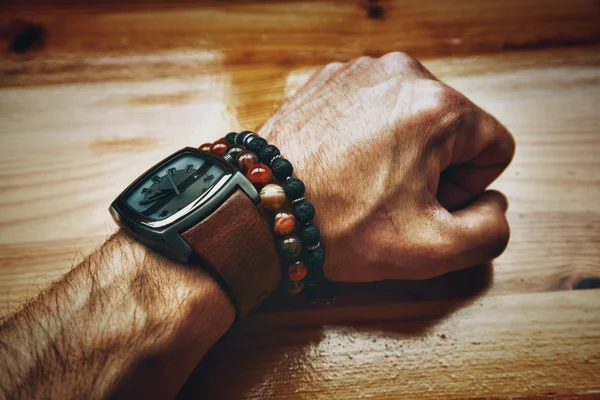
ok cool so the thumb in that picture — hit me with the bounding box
[433,190,510,274]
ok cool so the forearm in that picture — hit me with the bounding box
[0,231,234,399]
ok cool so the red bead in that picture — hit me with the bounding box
[288,262,308,282]
[210,139,230,156]
[273,212,296,236]
[199,143,212,152]
[246,163,272,188]
[237,150,259,173]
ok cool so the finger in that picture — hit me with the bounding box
[432,190,510,275]
[437,163,509,211]
[437,105,515,210]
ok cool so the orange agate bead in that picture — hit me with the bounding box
[288,262,308,282]
[273,212,296,236]
[246,163,272,188]
[260,184,287,210]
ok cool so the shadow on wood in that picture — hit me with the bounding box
[178,263,493,399]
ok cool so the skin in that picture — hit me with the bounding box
[0,53,514,398]
[260,53,514,281]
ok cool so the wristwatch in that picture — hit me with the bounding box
[109,147,281,316]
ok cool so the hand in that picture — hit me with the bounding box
[259,53,515,282]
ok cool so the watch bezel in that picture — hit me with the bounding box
[109,147,260,263]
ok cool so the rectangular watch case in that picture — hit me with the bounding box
[109,147,260,264]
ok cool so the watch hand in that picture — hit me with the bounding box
[141,162,214,217]
[139,173,195,206]
[167,174,181,195]
[139,189,174,205]
[142,190,179,216]
[176,162,214,193]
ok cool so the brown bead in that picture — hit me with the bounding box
[287,281,304,295]
[236,150,259,173]
[273,212,296,236]
[246,163,272,188]
[210,139,230,156]
[278,235,302,259]
[288,262,308,282]
[260,184,287,210]
[199,142,212,152]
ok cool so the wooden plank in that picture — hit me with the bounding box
[1,0,600,86]
[1,46,599,316]
[0,2,599,398]
[180,290,600,399]
[0,2,598,398]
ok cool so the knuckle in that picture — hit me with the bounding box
[380,51,419,69]
[348,55,372,67]
[416,80,471,134]
[381,51,411,62]
[323,61,344,71]
[335,57,372,78]
[309,62,344,83]
[431,81,466,113]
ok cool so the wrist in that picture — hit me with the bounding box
[103,231,235,396]
[105,229,235,349]
[71,231,235,397]
[0,231,234,399]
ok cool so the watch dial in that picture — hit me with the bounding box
[123,152,225,221]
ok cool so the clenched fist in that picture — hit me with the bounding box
[260,52,515,282]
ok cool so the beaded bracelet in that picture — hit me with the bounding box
[199,131,335,303]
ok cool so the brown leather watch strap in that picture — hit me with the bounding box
[181,189,280,316]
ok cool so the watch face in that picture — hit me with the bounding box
[123,152,226,221]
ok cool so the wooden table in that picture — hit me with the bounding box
[1,1,599,398]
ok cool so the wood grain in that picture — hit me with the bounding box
[2,0,600,86]
[181,290,600,399]
[0,0,599,398]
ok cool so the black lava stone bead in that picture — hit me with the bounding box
[242,131,258,145]
[300,224,320,247]
[258,144,280,165]
[225,145,245,160]
[305,266,325,284]
[272,158,293,180]
[293,201,315,223]
[305,246,326,268]
[236,131,253,145]
[246,137,267,153]
[224,132,237,144]
[283,178,305,200]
